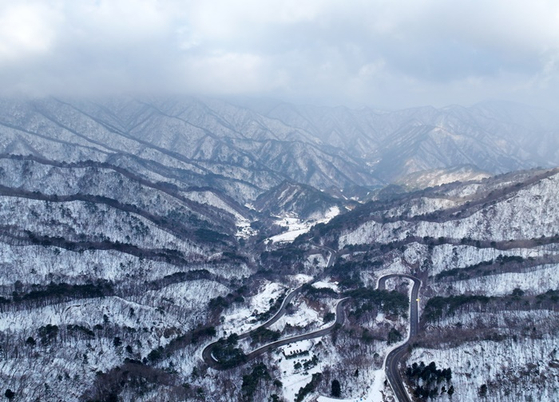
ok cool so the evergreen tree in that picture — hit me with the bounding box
[331,379,341,397]
[448,385,455,397]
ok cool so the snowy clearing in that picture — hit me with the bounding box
[312,280,340,292]
[268,207,340,244]
[317,369,386,402]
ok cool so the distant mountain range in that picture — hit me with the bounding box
[1,95,559,401]
[241,98,559,179]
[1,97,558,206]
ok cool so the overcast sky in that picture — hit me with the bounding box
[1,0,559,109]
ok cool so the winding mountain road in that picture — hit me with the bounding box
[201,272,422,402]
[381,274,422,402]
[201,285,303,369]
[202,288,347,370]
[245,297,347,361]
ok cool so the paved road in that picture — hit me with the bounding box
[202,285,303,369]
[382,275,422,402]
[202,293,347,369]
[245,297,347,360]
[202,271,422,402]
[254,286,303,333]
[203,246,338,369]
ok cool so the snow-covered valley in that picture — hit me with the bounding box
[1,97,559,401]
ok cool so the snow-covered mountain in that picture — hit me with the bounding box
[1,96,559,401]
[395,165,491,190]
[261,100,559,181]
[2,97,559,200]
[294,167,559,401]
[254,181,346,220]
[0,97,379,203]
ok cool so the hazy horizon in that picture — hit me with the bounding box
[1,1,559,110]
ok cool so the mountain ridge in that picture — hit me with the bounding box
[1,96,559,401]
[2,96,558,202]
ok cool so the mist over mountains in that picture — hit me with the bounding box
[1,96,558,202]
[2,95,559,401]
[3,0,559,400]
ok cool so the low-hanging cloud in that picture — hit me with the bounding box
[1,0,558,109]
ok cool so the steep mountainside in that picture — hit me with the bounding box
[395,165,491,190]
[0,153,258,401]
[261,100,559,180]
[254,181,345,220]
[2,97,559,202]
[287,167,559,401]
[1,96,559,401]
[0,155,253,285]
[0,97,379,203]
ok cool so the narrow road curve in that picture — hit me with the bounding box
[253,286,303,333]
[201,285,303,368]
[202,271,422,402]
[381,274,422,402]
[202,246,337,369]
[245,297,347,361]
[202,292,347,370]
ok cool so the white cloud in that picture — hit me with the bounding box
[0,2,59,63]
[65,0,175,43]
[180,51,287,94]
[188,0,326,40]
[0,0,558,109]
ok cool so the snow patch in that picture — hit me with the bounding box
[312,281,340,292]
[288,274,314,286]
[317,369,386,402]
[269,299,320,332]
[235,216,257,238]
[219,281,286,336]
[276,339,323,402]
[268,207,340,244]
